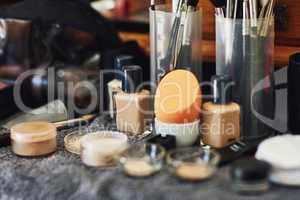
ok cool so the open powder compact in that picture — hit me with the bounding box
[167,147,220,181]
[10,121,57,157]
[80,131,128,167]
[119,143,165,178]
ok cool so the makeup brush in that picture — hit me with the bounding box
[235,0,244,18]
[176,0,199,68]
[249,0,258,28]
[233,0,238,18]
[54,114,96,130]
[215,7,225,17]
[226,0,234,18]
[258,0,269,33]
[151,0,156,10]
[260,0,274,36]
[258,0,269,18]
[151,0,159,86]
[160,0,183,73]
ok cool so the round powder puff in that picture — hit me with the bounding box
[255,135,300,169]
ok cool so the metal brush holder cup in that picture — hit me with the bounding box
[216,16,275,140]
[150,4,202,94]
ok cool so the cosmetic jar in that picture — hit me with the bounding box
[155,118,200,147]
[167,147,220,181]
[10,121,57,157]
[119,143,165,177]
[80,131,128,167]
[255,135,300,186]
[230,158,271,194]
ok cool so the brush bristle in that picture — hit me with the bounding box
[260,0,269,6]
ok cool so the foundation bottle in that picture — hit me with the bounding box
[115,65,150,135]
[202,75,240,148]
[107,55,133,119]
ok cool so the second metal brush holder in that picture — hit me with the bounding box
[216,16,275,140]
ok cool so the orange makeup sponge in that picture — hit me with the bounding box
[154,69,202,123]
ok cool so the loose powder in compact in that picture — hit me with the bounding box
[175,163,215,181]
[10,121,57,157]
[80,132,128,167]
[64,132,85,155]
[119,143,165,177]
[123,159,155,177]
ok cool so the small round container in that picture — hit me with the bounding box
[80,131,128,167]
[167,147,220,181]
[119,143,165,178]
[10,121,57,157]
[230,158,271,194]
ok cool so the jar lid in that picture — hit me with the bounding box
[10,121,57,142]
[230,158,271,182]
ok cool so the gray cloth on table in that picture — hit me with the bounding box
[0,116,299,200]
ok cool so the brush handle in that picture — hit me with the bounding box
[54,115,95,129]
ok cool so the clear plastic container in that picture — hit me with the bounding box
[167,147,220,181]
[150,4,202,94]
[119,143,165,177]
[216,16,275,140]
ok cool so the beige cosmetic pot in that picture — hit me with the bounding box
[80,131,128,167]
[10,121,57,157]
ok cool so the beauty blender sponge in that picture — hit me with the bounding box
[154,69,201,123]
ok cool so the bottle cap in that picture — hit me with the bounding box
[212,75,234,104]
[10,121,57,142]
[122,65,143,93]
[230,158,271,182]
[115,55,134,80]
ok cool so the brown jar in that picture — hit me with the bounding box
[202,75,240,148]
[202,102,240,148]
[10,121,57,156]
